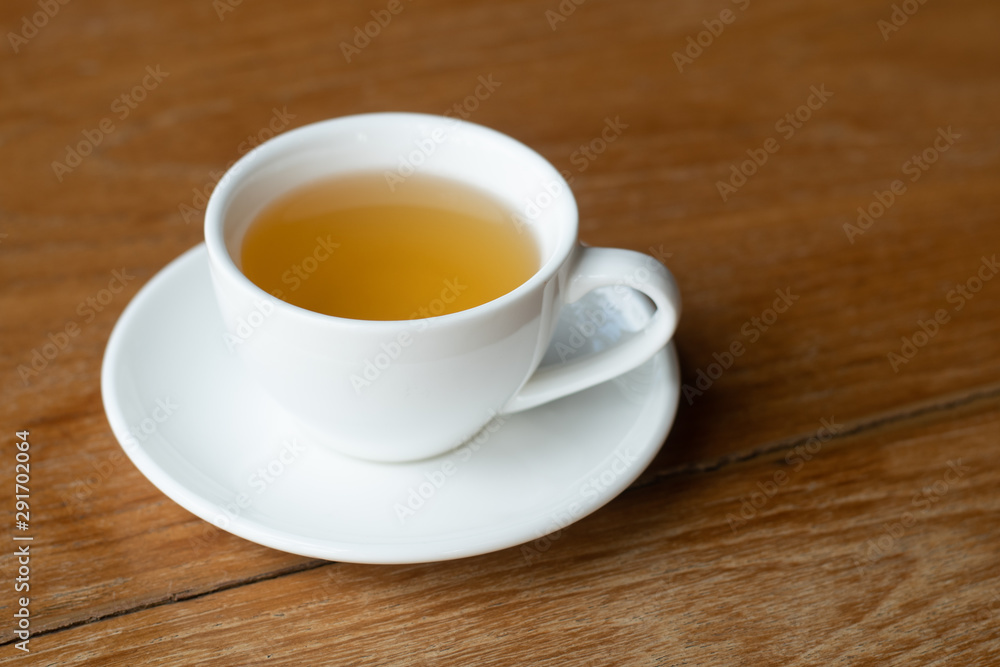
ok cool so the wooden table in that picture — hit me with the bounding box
[3,0,999,663]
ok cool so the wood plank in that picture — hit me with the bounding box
[0,408,322,636]
[4,0,999,464]
[10,392,999,664]
[1,0,999,641]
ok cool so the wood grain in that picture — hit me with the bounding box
[12,394,1000,665]
[1,0,999,662]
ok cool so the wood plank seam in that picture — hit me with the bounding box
[8,381,1000,646]
[634,379,1000,490]
[0,559,328,648]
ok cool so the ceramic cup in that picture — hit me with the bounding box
[204,112,681,462]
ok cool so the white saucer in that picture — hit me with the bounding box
[101,244,680,564]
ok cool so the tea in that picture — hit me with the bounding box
[240,172,539,320]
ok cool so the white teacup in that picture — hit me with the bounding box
[205,113,680,462]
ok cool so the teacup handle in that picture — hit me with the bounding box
[503,246,681,414]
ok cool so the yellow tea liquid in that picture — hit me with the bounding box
[240,172,538,320]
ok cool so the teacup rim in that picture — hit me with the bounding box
[204,111,578,328]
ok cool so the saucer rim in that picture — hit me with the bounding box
[101,244,680,564]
